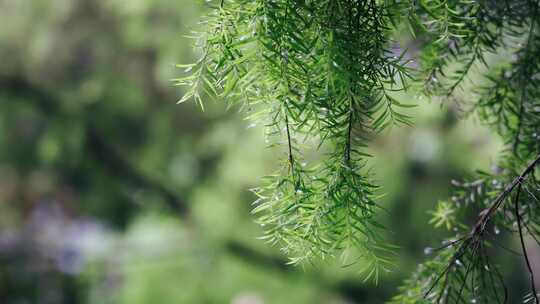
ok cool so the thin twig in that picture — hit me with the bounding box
[473,154,540,235]
[514,182,539,304]
[425,153,540,300]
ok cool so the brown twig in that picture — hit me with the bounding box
[425,153,540,300]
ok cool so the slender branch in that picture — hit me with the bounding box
[514,182,539,303]
[473,154,540,235]
[85,125,190,216]
[345,108,354,163]
[278,0,298,187]
[284,114,295,173]
[424,237,472,298]
[425,153,540,300]
[446,49,477,97]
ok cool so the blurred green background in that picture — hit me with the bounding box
[0,0,519,303]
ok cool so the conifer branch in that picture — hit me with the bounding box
[178,0,413,276]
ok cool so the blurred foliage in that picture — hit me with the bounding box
[0,0,526,303]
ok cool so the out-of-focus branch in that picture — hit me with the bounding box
[0,74,379,303]
[1,75,188,214]
[84,126,190,216]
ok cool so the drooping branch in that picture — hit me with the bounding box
[514,182,540,304]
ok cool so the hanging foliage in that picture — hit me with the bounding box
[179,0,540,301]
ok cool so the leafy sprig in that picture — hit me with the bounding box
[177,0,415,280]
